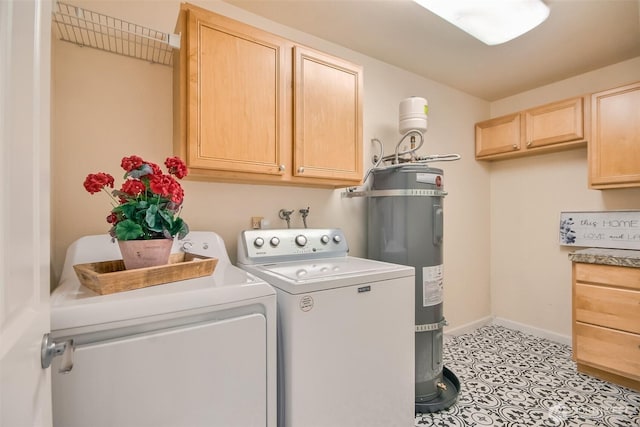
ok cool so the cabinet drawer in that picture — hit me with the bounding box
[575,283,640,334]
[574,322,640,380]
[575,263,640,291]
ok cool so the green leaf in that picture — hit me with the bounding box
[158,208,174,224]
[169,217,189,240]
[115,202,138,220]
[114,219,144,240]
[127,164,153,179]
[145,204,159,228]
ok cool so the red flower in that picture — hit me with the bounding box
[149,174,175,197]
[169,182,184,204]
[165,157,188,179]
[120,179,146,196]
[121,155,144,172]
[148,162,163,176]
[84,155,189,241]
[106,213,118,224]
[149,174,185,204]
[83,172,114,194]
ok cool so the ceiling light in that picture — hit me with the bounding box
[413,0,550,46]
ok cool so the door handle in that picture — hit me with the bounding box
[41,333,74,374]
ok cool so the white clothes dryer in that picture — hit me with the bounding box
[50,231,276,427]
[237,228,415,427]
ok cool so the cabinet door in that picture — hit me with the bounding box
[293,46,362,182]
[524,97,584,149]
[475,113,521,158]
[589,82,640,189]
[183,7,288,176]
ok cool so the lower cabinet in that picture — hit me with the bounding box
[572,262,640,391]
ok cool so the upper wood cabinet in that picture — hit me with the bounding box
[475,113,522,158]
[293,46,362,182]
[173,4,363,188]
[174,5,288,177]
[475,96,587,160]
[589,81,640,189]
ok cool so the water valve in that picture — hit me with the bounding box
[279,209,294,228]
[299,207,310,228]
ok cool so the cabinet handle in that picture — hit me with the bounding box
[279,164,285,172]
[512,144,518,150]
[527,141,532,147]
[298,167,305,174]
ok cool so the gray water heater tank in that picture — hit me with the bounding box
[367,164,458,413]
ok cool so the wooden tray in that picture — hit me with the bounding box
[73,253,218,295]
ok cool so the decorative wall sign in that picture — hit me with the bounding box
[559,211,640,250]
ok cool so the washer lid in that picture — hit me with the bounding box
[242,256,414,294]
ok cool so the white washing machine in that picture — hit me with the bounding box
[237,228,415,427]
[50,231,276,427]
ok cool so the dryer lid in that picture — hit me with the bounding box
[51,232,275,334]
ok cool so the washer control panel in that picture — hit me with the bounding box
[237,228,349,264]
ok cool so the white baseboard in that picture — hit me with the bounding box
[491,317,572,346]
[443,316,493,337]
[442,316,572,346]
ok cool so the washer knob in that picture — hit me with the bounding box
[320,235,330,244]
[295,235,307,247]
[254,237,265,248]
[333,235,342,243]
[270,237,280,247]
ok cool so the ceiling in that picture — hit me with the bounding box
[223,0,640,101]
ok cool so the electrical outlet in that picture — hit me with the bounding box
[251,216,263,229]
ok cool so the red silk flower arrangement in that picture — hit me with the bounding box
[83,155,189,241]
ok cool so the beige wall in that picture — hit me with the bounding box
[54,1,639,338]
[51,1,491,329]
[488,57,640,340]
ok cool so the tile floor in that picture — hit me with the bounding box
[415,325,639,426]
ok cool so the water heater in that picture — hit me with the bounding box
[365,97,459,413]
[367,165,458,413]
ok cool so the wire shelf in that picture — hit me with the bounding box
[52,1,180,66]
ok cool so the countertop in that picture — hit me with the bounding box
[568,248,640,268]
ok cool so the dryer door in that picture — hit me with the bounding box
[52,314,267,427]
